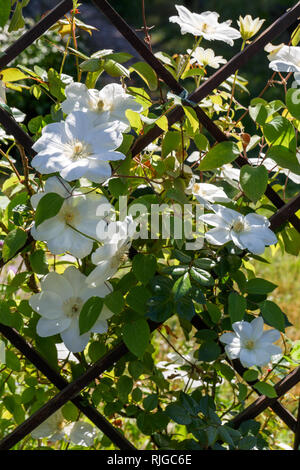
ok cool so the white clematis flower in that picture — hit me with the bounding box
[29,266,114,353]
[87,216,136,286]
[237,15,265,41]
[186,177,230,208]
[200,204,278,254]
[267,45,300,73]
[220,317,282,368]
[61,82,142,128]
[31,409,96,447]
[188,47,227,69]
[31,111,124,183]
[30,176,113,259]
[169,5,241,46]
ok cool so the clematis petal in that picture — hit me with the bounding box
[250,316,264,340]
[225,345,241,360]
[29,291,63,319]
[91,319,108,334]
[239,349,257,368]
[37,317,71,337]
[232,321,252,340]
[68,421,96,447]
[219,332,238,345]
[60,321,90,353]
[41,271,74,300]
[237,231,266,254]
[205,227,231,245]
[260,329,281,344]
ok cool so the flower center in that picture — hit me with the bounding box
[59,203,80,227]
[244,339,255,350]
[63,296,84,319]
[202,23,215,33]
[232,220,246,233]
[70,140,92,161]
[97,99,104,111]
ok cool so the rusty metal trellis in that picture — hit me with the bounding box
[0,0,300,451]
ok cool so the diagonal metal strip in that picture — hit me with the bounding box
[0,323,136,450]
[92,0,300,231]
[0,0,73,70]
[230,366,300,430]
[191,316,297,433]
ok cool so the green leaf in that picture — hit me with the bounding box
[117,375,133,403]
[240,164,268,202]
[8,2,25,32]
[249,102,268,125]
[183,106,199,133]
[190,267,214,287]
[2,228,27,262]
[88,341,106,362]
[260,300,285,332]
[291,24,300,46]
[175,297,195,321]
[79,296,104,335]
[172,273,192,300]
[29,250,49,275]
[156,115,168,132]
[79,58,103,72]
[35,337,58,370]
[162,131,181,158]
[263,117,295,148]
[206,302,221,323]
[143,394,158,412]
[0,0,11,27]
[122,319,150,358]
[132,254,157,284]
[1,68,28,83]
[286,88,300,120]
[104,290,124,314]
[103,59,130,78]
[194,133,209,152]
[267,146,300,175]
[165,403,192,425]
[281,227,300,256]
[130,62,158,91]
[243,369,259,382]
[35,192,64,227]
[62,402,78,421]
[254,382,277,398]
[198,142,240,171]
[246,278,277,295]
[28,116,44,134]
[48,68,66,101]
[228,292,247,323]
[5,350,21,371]
[198,341,221,362]
[127,286,151,314]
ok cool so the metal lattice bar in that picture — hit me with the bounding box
[191,317,297,432]
[0,0,73,70]
[0,324,136,450]
[230,366,300,429]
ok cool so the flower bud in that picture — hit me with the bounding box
[237,15,265,41]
